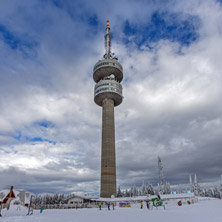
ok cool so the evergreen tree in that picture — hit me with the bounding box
[213,186,220,198]
[193,174,202,196]
[157,156,171,194]
[176,185,182,194]
[130,184,138,197]
[117,186,122,197]
[141,182,146,196]
[147,184,154,195]
[125,189,130,197]
[205,188,213,197]
[165,182,171,194]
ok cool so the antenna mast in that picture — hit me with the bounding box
[104,20,111,59]
[158,156,164,186]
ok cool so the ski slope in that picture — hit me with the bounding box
[1,199,221,222]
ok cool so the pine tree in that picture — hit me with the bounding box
[193,174,202,196]
[205,188,213,197]
[177,185,182,194]
[141,182,146,196]
[130,184,138,197]
[117,186,122,197]
[147,184,154,195]
[125,189,130,197]
[165,182,171,194]
[213,186,220,198]
[157,156,171,194]
[218,176,222,198]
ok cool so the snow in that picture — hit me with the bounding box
[0,190,8,202]
[0,205,28,217]
[1,199,222,222]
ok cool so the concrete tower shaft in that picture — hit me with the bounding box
[93,20,123,197]
[100,98,116,197]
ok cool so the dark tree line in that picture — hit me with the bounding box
[33,193,74,206]
[117,183,156,197]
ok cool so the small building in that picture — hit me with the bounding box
[66,195,98,207]
[67,196,85,204]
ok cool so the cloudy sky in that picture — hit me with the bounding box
[0,0,221,194]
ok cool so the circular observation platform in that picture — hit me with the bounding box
[93,59,123,83]
[94,79,123,107]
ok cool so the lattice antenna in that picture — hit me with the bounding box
[158,156,164,186]
[104,20,112,59]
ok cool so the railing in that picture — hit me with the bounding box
[93,59,122,72]
[32,203,97,210]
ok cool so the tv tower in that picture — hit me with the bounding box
[93,20,123,197]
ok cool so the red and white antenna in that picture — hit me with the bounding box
[105,20,111,58]
[106,20,110,28]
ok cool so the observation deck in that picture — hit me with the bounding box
[93,59,123,83]
[94,78,123,107]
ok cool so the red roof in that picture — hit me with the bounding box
[2,186,16,204]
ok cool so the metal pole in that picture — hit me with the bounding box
[27,195,34,215]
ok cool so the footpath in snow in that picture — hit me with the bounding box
[0,199,222,222]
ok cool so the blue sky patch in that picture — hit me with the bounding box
[25,136,56,145]
[51,0,63,8]
[13,132,22,141]
[85,15,100,37]
[12,121,55,144]
[37,121,54,128]
[88,15,99,28]
[0,24,38,57]
[123,11,200,47]
[12,131,56,144]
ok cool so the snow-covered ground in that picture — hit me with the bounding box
[1,199,222,222]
